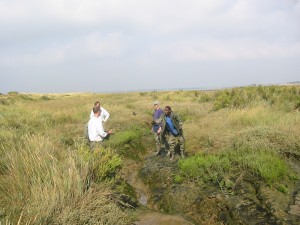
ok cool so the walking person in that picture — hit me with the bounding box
[88,105,113,151]
[151,101,164,155]
[159,106,185,160]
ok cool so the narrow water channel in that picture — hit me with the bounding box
[122,158,196,225]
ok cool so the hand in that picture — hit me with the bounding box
[108,129,113,134]
[157,127,161,134]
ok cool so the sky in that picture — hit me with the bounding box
[0,0,300,93]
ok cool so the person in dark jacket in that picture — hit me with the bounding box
[158,106,185,160]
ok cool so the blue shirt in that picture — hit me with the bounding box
[166,116,179,136]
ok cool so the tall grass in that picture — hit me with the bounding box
[0,134,84,223]
[0,134,132,224]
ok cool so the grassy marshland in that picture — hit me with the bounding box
[0,85,299,224]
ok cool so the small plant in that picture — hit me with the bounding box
[40,95,51,100]
[277,184,288,194]
[199,94,211,102]
[173,174,183,183]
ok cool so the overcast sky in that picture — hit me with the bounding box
[0,0,299,93]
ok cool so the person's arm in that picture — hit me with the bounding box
[174,113,183,134]
[95,120,108,138]
[90,110,94,119]
[101,107,110,122]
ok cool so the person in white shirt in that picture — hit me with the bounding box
[90,101,110,123]
[88,105,113,150]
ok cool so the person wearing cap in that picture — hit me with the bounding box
[151,101,164,155]
[88,105,113,151]
[90,101,110,123]
[158,106,185,160]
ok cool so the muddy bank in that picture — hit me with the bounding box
[120,152,300,224]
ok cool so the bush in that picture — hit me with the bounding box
[212,86,300,111]
[106,126,146,160]
[178,153,231,182]
[90,147,122,181]
[199,94,211,102]
[228,147,288,183]
[230,127,300,157]
[7,91,19,95]
[40,95,51,100]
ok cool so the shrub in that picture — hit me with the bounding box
[228,147,288,183]
[7,91,19,95]
[178,153,231,182]
[199,94,211,102]
[106,126,146,160]
[90,147,122,181]
[40,95,51,100]
[230,127,300,157]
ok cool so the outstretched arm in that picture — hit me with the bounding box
[101,107,110,122]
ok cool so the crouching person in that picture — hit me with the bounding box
[88,104,113,152]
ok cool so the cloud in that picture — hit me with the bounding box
[0,32,127,66]
[135,38,300,67]
[1,1,299,34]
[0,0,299,93]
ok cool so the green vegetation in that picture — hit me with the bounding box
[178,153,231,182]
[0,85,299,224]
[105,125,147,160]
[212,85,300,111]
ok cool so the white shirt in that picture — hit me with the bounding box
[88,116,108,142]
[90,107,110,122]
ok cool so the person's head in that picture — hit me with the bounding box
[164,106,172,116]
[93,105,101,117]
[153,100,160,109]
[94,101,100,107]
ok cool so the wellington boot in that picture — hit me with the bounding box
[169,154,174,161]
[153,150,160,156]
[180,152,185,159]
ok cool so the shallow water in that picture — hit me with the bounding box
[134,212,194,225]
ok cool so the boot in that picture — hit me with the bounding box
[180,151,185,159]
[154,146,160,155]
[169,153,174,161]
[165,151,170,157]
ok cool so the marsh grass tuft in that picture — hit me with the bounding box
[90,147,122,181]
